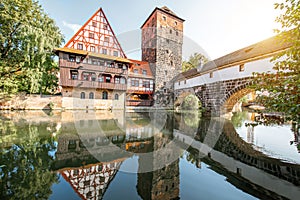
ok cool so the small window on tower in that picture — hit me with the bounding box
[169,29,172,34]
[92,22,97,27]
[176,31,179,36]
[89,32,94,39]
[174,21,177,26]
[162,16,166,21]
[77,43,83,50]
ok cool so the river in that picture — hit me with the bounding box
[0,110,299,199]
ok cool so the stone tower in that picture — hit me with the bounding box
[141,6,184,92]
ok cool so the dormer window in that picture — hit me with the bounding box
[134,69,138,74]
[142,70,147,75]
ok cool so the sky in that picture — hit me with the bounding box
[38,0,283,60]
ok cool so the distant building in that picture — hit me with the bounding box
[55,6,184,109]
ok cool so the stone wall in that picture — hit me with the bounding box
[175,77,253,116]
[0,94,61,110]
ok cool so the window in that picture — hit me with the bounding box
[103,24,108,29]
[115,94,119,100]
[133,69,138,74]
[131,80,139,87]
[77,43,83,50]
[165,70,167,75]
[98,75,104,82]
[92,22,97,27]
[113,51,118,57]
[104,37,109,46]
[120,77,126,84]
[162,16,166,21]
[102,48,107,54]
[90,46,95,52]
[80,92,85,99]
[89,92,94,99]
[70,70,78,80]
[239,64,245,72]
[102,91,108,99]
[184,80,187,84]
[209,72,213,78]
[166,50,169,54]
[166,39,170,44]
[169,29,172,34]
[69,55,75,62]
[105,76,111,83]
[91,73,96,81]
[82,72,90,81]
[143,81,150,88]
[115,77,120,84]
[176,31,179,36]
[142,70,147,75]
[174,21,177,26]
[89,32,94,38]
[178,81,180,85]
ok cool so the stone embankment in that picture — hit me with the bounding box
[0,94,61,110]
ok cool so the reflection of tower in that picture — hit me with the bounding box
[137,113,179,200]
[141,6,184,91]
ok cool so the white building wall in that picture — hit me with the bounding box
[175,57,276,90]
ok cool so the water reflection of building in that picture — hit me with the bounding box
[54,111,180,199]
[137,113,180,200]
[60,161,123,200]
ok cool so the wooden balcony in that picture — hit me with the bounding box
[60,79,127,90]
[126,100,154,107]
[127,87,154,95]
[59,60,128,75]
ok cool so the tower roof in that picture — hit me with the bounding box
[141,6,185,28]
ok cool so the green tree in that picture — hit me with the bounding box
[182,52,209,72]
[0,0,63,95]
[252,0,300,124]
[0,121,58,199]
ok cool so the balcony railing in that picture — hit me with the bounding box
[59,60,127,75]
[60,79,127,90]
[126,100,154,107]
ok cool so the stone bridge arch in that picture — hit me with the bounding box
[221,81,254,113]
[174,88,202,110]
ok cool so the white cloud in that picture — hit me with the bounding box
[62,21,81,33]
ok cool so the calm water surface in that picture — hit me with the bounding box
[0,110,299,200]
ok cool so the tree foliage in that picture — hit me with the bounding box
[252,0,300,123]
[0,120,58,199]
[182,52,209,72]
[0,0,63,95]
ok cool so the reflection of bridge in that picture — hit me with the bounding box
[174,35,291,116]
[174,117,300,200]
